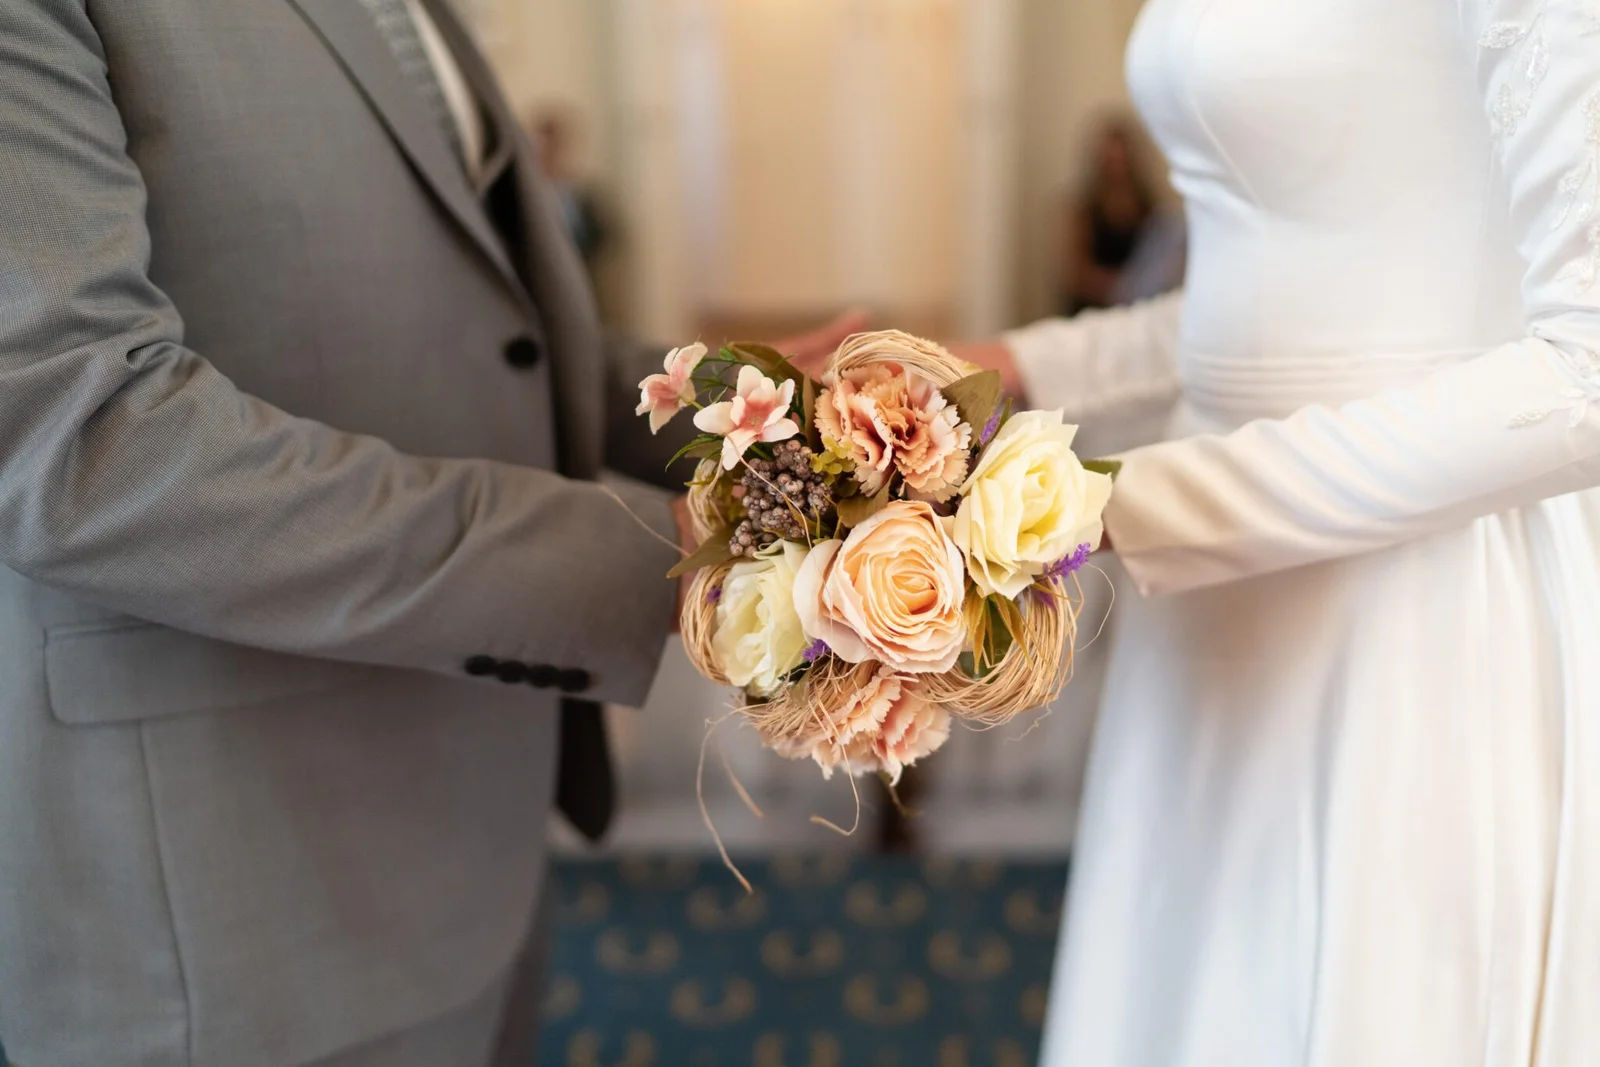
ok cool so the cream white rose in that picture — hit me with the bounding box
[793,500,967,674]
[713,541,812,696]
[951,410,1113,598]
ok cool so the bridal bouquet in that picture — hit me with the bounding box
[638,330,1115,786]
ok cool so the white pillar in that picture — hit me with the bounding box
[609,0,695,341]
[960,0,1021,339]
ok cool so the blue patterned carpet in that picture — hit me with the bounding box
[538,855,1069,1067]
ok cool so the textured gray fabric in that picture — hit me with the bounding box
[357,0,466,167]
[303,968,510,1067]
[0,1,685,1064]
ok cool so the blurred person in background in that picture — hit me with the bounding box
[1059,117,1159,315]
[0,2,853,1065]
[1111,202,1186,306]
[531,106,607,278]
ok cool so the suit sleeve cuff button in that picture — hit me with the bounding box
[556,668,592,693]
[495,661,529,684]
[464,655,499,677]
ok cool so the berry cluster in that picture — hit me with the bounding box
[729,440,835,557]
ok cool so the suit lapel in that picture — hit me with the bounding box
[285,0,532,311]
[415,0,520,195]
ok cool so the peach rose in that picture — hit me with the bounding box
[815,363,971,501]
[793,500,967,673]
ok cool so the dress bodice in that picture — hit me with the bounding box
[1127,0,1528,379]
[1005,0,1600,598]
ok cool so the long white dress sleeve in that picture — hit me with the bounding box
[1103,1,1600,597]
[1003,290,1185,425]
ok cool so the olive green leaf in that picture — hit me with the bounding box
[834,483,892,528]
[670,434,725,467]
[726,341,806,387]
[941,370,1003,437]
[666,525,735,579]
[1082,458,1123,480]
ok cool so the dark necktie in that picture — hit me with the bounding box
[361,0,617,842]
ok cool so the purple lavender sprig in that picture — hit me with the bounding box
[705,585,722,604]
[978,408,1004,448]
[802,639,830,664]
[1042,543,1094,582]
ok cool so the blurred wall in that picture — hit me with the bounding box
[1014,0,1148,324]
[470,0,614,173]
[469,0,1151,336]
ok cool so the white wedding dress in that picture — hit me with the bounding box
[1008,1,1600,1064]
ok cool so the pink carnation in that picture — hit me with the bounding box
[769,665,950,783]
[815,362,971,501]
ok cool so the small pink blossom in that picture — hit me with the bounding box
[635,342,707,434]
[693,365,801,470]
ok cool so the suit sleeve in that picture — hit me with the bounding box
[1102,0,1600,597]
[0,0,678,707]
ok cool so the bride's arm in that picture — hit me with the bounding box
[1107,0,1600,597]
[952,290,1185,420]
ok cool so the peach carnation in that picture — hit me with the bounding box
[871,683,951,784]
[815,363,971,501]
[767,664,949,782]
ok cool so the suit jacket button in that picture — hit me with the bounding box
[464,655,499,677]
[495,661,529,684]
[557,668,592,693]
[503,337,543,369]
[527,664,560,689]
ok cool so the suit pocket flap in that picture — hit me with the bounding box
[46,620,385,725]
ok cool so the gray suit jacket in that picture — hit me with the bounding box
[0,1,686,1064]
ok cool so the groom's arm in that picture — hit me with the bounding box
[0,0,681,706]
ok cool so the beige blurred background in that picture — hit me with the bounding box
[459,0,1160,855]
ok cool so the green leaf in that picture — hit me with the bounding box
[1083,458,1123,480]
[835,483,891,528]
[666,525,735,579]
[962,595,1019,679]
[727,341,805,387]
[941,370,1003,437]
[801,375,819,449]
[670,434,725,466]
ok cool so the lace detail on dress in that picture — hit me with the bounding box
[1480,4,1550,140]
[1509,384,1594,429]
[1508,342,1600,429]
[1490,3,1600,427]
[1555,91,1600,292]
